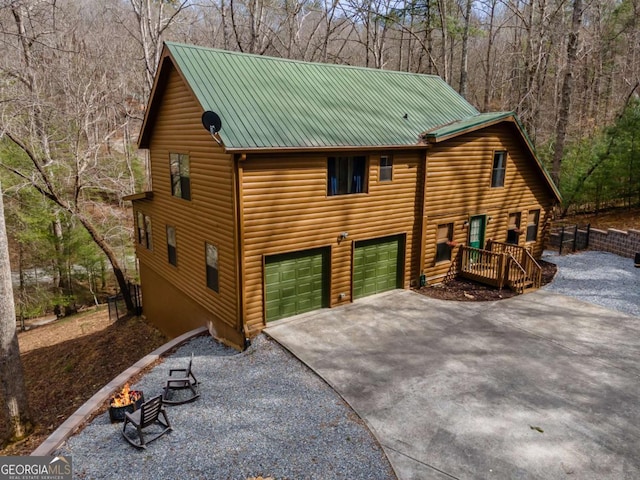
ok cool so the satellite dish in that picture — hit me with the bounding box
[202,111,222,134]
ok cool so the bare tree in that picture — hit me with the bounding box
[0,1,140,312]
[128,0,191,96]
[553,0,584,184]
[458,0,473,98]
[0,182,32,446]
[437,0,449,82]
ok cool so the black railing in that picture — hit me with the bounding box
[548,224,591,254]
[108,282,142,322]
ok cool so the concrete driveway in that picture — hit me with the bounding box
[266,289,640,480]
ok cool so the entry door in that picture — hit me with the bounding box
[468,215,487,249]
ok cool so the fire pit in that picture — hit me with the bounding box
[108,383,144,423]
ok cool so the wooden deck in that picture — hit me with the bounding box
[457,242,542,293]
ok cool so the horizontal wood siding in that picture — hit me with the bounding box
[424,124,555,282]
[134,65,239,339]
[241,151,422,332]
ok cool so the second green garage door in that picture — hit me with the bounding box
[265,248,329,322]
[353,235,404,299]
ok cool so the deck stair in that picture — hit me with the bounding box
[458,241,542,293]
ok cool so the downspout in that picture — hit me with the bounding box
[233,153,249,349]
[418,147,430,287]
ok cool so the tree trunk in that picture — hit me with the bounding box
[0,183,32,446]
[438,0,448,83]
[459,0,472,98]
[482,0,497,111]
[552,0,583,185]
[75,213,135,313]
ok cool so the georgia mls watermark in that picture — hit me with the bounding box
[0,456,72,480]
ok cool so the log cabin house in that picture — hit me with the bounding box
[126,42,561,349]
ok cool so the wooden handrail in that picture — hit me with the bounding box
[461,243,542,293]
[522,249,542,289]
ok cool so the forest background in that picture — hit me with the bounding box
[0,0,639,320]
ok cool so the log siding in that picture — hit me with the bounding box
[133,65,241,344]
[132,48,560,347]
[240,151,423,333]
[423,124,554,282]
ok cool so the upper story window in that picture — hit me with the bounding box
[136,211,153,250]
[526,209,540,242]
[328,156,367,196]
[170,153,191,200]
[205,242,219,292]
[167,225,177,266]
[379,155,393,182]
[491,151,506,188]
[435,223,454,263]
[506,212,521,244]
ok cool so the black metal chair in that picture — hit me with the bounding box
[162,352,200,405]
[121,395,172,449]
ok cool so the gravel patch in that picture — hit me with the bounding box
[56,335,395,480]
[542,250,640,317]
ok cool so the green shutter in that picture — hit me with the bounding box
[265,249,328,322]
[353,236,403,299]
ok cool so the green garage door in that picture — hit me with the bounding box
[265,248,328,322]
[353,235,403,299]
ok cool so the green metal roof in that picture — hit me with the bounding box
[164,42,480,150]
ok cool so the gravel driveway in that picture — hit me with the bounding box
[542,250,640,317]
[55,335,395,480]
[54,250,639,479]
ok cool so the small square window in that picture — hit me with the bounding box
[526,210,540,242]
[491,151,506,188]
[436,223,454,263]
[167,225,177,266]
[170,153,191,200]
[379,155,393,182]
[205,243,219,292]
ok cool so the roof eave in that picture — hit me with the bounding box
[424,112,515,143]
[509,116,563,203]
[122,191,154,202]
[137,45,174,150]
[225,144,430,155]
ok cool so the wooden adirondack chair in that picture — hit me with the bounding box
[121,395,172,448]
[162,352,200,405]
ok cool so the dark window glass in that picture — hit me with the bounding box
[205,243,219,292]
[170,153,191,200]
[526,210,540,242]
[491,151,506,188]
[144,215,153,250]
[136,211,145,245]
[379,155,393,182]
[167,226,177,266]
[506,212,521,244]
[435,223,453,262]
[328,156,367,195]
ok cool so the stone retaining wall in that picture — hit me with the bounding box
[587,228,640,259]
